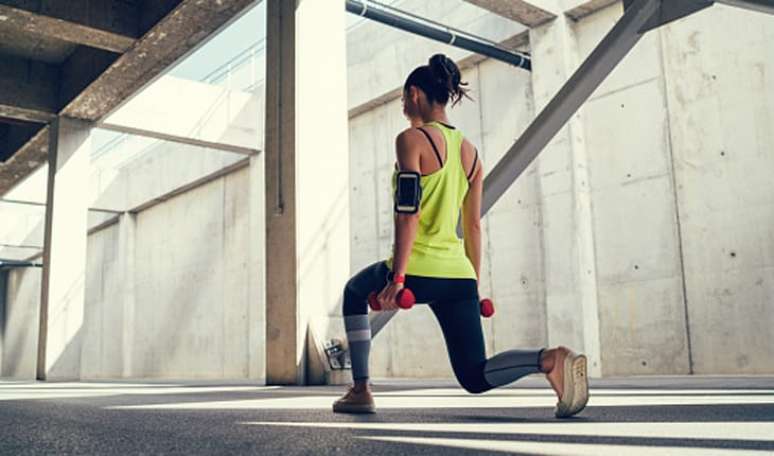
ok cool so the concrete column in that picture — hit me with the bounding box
[0,269,7,372]
[529,10,602,376]
[118,212,136,378]
[248,155,266,381]
[264,0,351,385]
[37,117,92,380]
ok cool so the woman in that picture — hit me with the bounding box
[334,54,589,418]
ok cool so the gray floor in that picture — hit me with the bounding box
[1,376,773,455]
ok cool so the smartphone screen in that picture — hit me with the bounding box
[397,173,419,211]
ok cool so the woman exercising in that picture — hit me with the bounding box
[334,54,589,418]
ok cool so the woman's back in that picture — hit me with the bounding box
[385,120,478,279]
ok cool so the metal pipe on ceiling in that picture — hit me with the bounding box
[0,259,42,269]
[345,0,531,71]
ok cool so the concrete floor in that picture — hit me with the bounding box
[1,376,773,455]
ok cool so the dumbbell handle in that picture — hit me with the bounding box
[368,289,491,316]
[368,288,416,311]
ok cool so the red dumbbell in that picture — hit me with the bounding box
[480,298,495,318]
[368,288,416,311]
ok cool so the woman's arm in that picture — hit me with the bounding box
[391,130,422,277]
[462,159,484,280]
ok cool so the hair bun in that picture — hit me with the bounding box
[428,54,461,88]
[402,53,471,107]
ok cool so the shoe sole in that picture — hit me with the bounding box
[570,355,589,414]
[555,353,589,419]
[332,403,376,414]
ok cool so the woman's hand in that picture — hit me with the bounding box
[377,282,405,311]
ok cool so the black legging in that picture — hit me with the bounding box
[343,261,542,393]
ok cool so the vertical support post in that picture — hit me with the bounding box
[0,268,7,372]
[37,117,92,381]
[264,0,351,385]
[529,11,602,375]
[265,0,299,386]
[248,154,266,381]
[118,212,136,378]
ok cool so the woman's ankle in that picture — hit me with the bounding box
[540,349,555,373]
[352,380,370,392]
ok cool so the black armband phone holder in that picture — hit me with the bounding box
[394,171,422,214]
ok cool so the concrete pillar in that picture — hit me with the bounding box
[0,269,7,372]
[264,0,350,385]
[248,154,266,381]
[37,117,92,380]
[529,9,602,376]
[118,212,136,378]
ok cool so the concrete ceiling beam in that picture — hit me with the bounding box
[464,0,557,27]
[62,0,256,121]
[565,0,621,20]
[0,3,138,53]
[0,0,255,196]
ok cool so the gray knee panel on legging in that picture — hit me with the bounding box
[345,314,371,381]
[483,349,543,388]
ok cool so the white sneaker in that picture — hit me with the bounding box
[554,351,589,418]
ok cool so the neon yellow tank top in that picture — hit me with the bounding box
[386,121,477,280]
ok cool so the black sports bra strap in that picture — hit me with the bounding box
[417,127,444,168]
[467,148,479,181]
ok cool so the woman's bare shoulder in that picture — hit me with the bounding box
[396,127,424,142]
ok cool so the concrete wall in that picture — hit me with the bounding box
[1,267,40,378]
[561,2,774,375]
[2,163,263,381]
[129,167,254,379]
[575,3,691,376]
[343,1,774,378]
[80,166,259,379]
[81,224,122,378]
[661,4,774,374]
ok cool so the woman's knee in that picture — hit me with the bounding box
[342,262,385,316]
[455,369,490,394]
